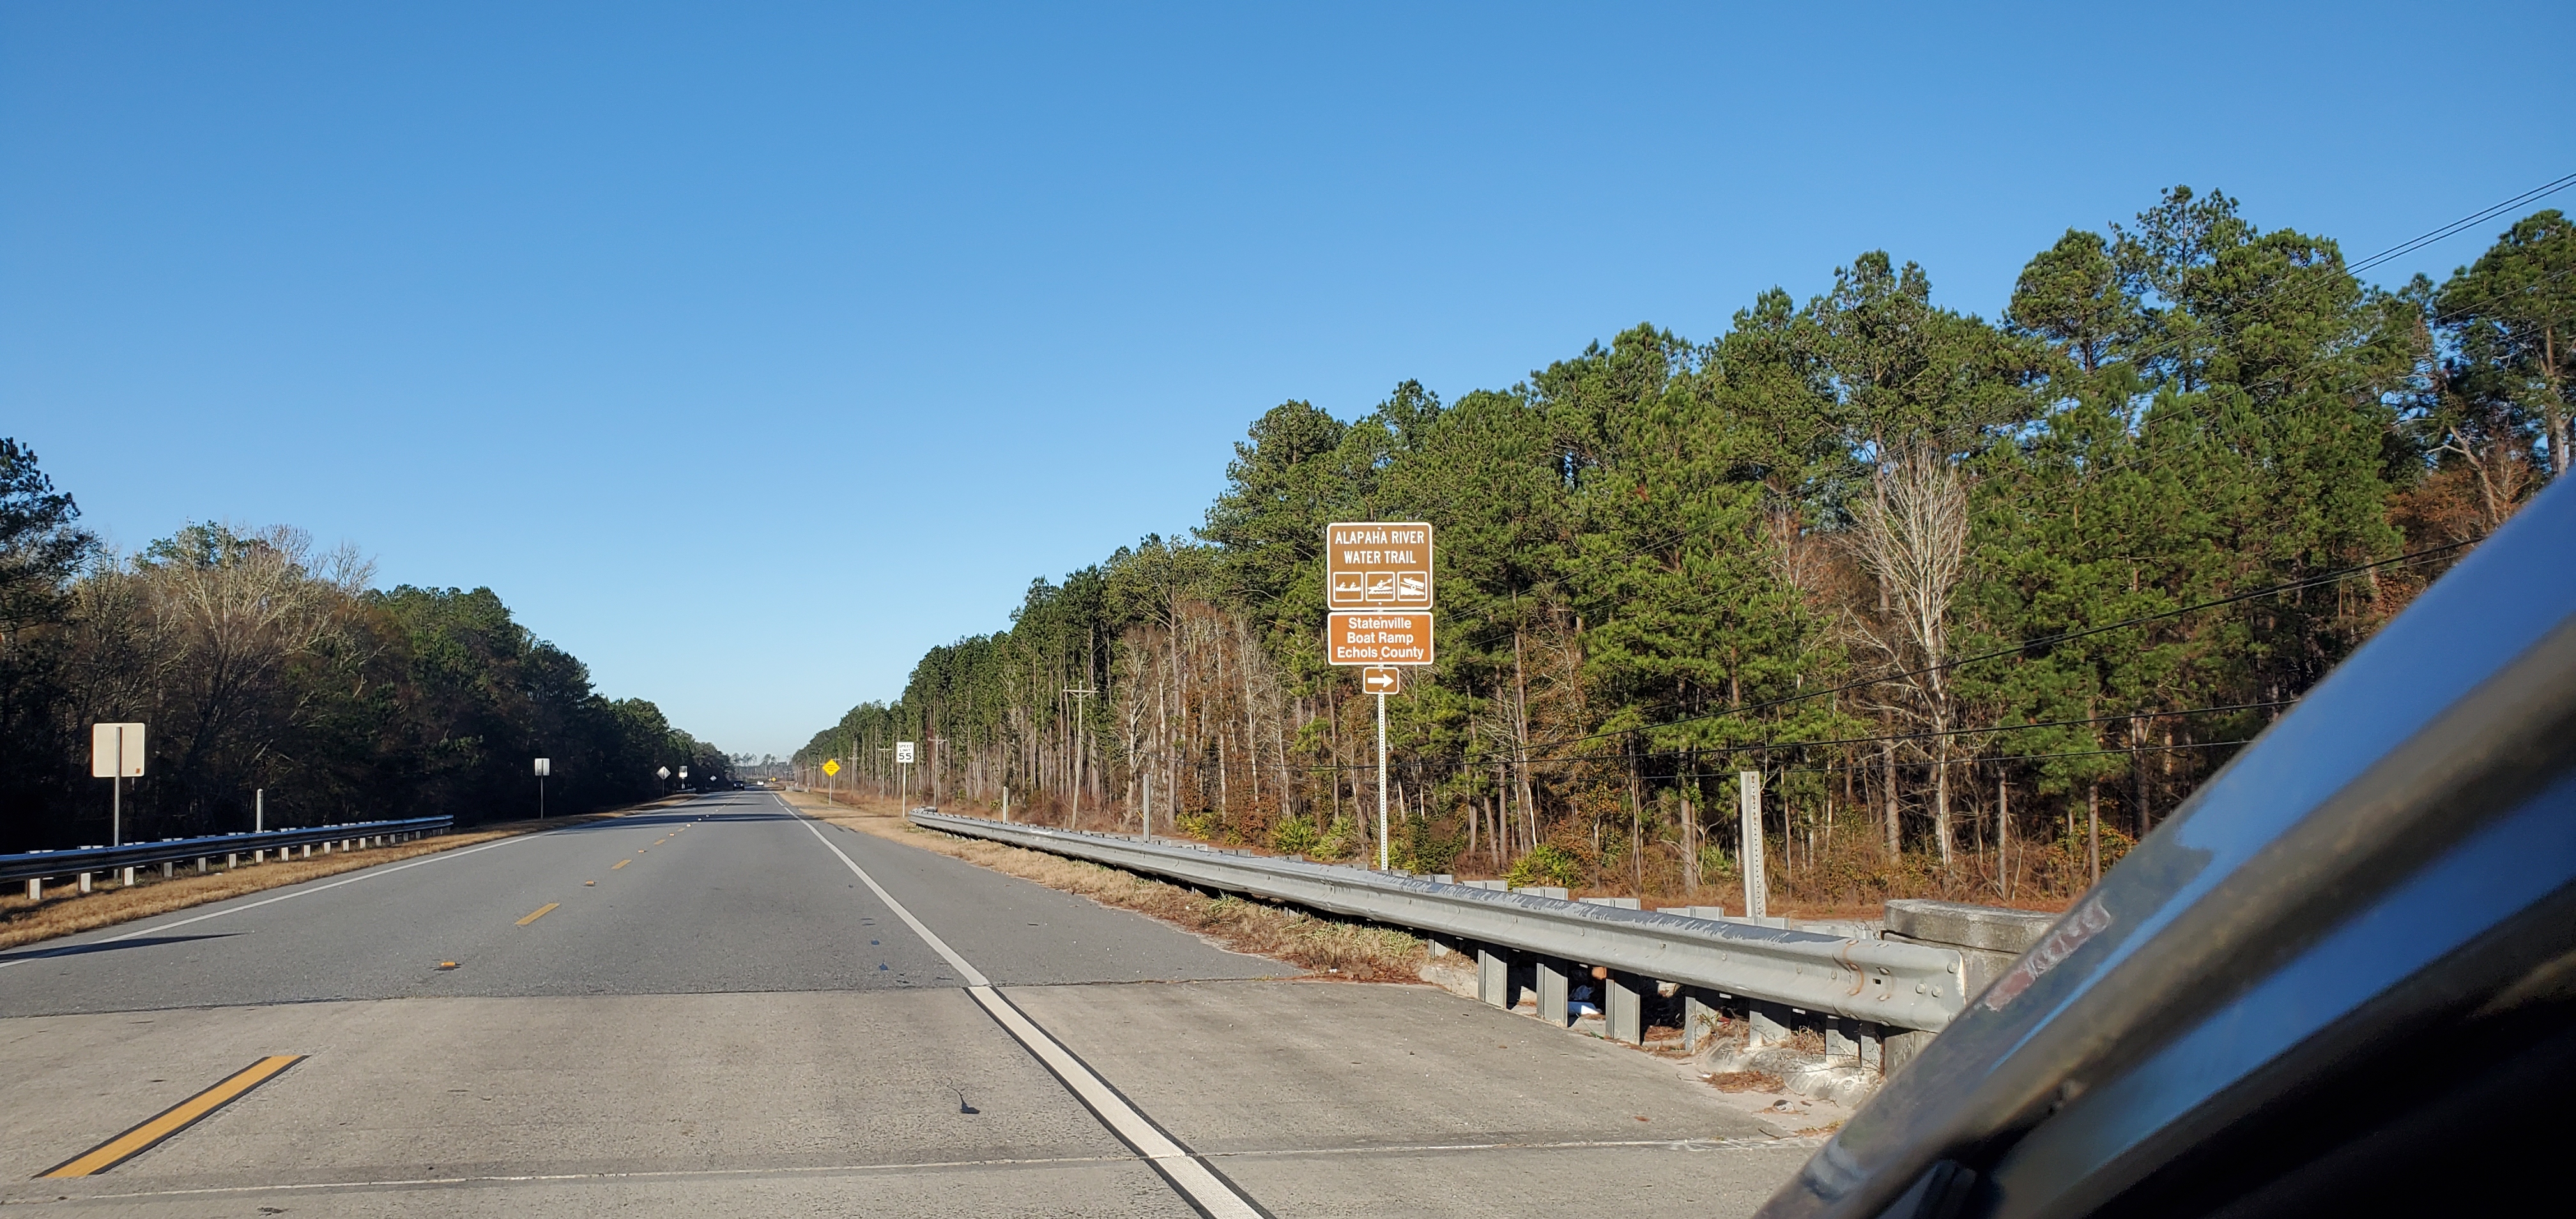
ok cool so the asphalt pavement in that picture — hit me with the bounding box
[0,790,1810,1215]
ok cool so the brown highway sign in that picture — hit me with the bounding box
[1329,611,1433,666]
[1326,522,1433,610]
[1360,666,1402,694]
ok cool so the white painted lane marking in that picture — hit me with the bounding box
[797,810,987,986]
[789,797,1263,1219]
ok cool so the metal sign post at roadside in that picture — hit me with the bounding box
[1738,770,1767,919]
[91,723,146,847]
[1377,690,1390,871]
[1360,670,1404,870]
[534,757,551,818]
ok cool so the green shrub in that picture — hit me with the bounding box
[1507,843,1582,888]
[1269,816,1324,856]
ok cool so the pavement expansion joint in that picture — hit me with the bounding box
[25,1153,1161,1203]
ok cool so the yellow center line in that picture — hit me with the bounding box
[39,1055,305,1178]
[611,859,629,870]
[516,902,560,926]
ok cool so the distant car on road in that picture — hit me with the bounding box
[1759,480,2576,1219]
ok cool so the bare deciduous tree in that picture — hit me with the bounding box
[1844,447,1970,868]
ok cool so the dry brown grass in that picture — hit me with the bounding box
[0,805,668,952]
[792,789,1427,981]
[1706,1071,1787,1093]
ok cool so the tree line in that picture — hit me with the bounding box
[800,187,2572,908]
[0,445,728,851]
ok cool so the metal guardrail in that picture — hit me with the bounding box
[1,816,454,886]
[907,809,1966,1032]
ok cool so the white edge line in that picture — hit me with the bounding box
[0,801,694,969]
[786,795,1262,1219]
[793,804,988,988]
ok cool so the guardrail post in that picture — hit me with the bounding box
[1680,988,1717,1050]
[24,878,38,901]
[1747,998,1791,1048]
[121,866,135,887]
[1476,946,1512,1008]
[1884,1029,1935,1075]
[1825,1016,1858,1062]
[77,872,92,894]
[253,848,265,864]
[1605,971,1644,1045]
[301,845,311,858]
[226,852,238,870]
[1857,1022,1883,1070]
[196,857,208,873]
[161,862,173,879]
[1535,958,1572,1027]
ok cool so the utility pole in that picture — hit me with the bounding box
[1063,687,1096,826]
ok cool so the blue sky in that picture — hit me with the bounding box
[6,2,2572,758]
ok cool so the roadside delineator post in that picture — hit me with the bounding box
[1738,770,1767,921]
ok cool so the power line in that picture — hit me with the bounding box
[1291,696,2291,774]
[1414,176,2576,667]
[2349,172,2576,275]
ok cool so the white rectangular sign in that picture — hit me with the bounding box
[90,723,146,778]
[896,741,916,764]
[533,758,551,777]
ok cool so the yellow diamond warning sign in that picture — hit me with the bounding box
[1328,611,1434,666]
[822,759,841,776]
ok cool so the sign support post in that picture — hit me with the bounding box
[1377,691,1390,871]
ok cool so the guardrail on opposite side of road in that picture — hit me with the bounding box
[3,816,454,895]
[906,808,1966,1038]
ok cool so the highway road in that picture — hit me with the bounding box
[1,791,1811,1215]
